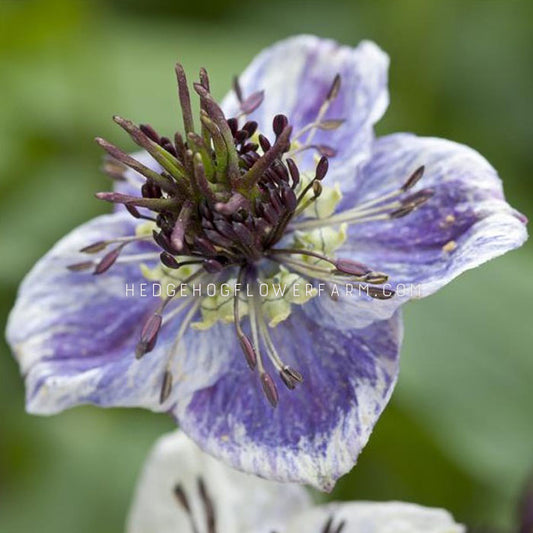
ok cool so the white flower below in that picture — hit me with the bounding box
[127,430,465,533]
[126,430,310,533]
[284,502,464,533]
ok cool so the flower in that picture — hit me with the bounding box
[127,430,465,533]
[6,35,527,490]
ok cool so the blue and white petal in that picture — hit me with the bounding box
[6,212,177,414]
[320,133,527,328]
[285,501,465,533]
[175,304,402,491]
[126,430,311,533]
[221,35,389,187]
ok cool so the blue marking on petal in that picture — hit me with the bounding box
[176,304,402,491]
[221,35,390,194]
[328,133,527,328]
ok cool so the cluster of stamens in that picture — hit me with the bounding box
[69,64,433,408]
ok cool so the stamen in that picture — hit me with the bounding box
[273,114,289,137]
[238,333,257,371]
[159,252,180,269]
[136,270,205,360]
[338,166,427,215]
[95,191,176,211]
[239,90,265,116]
[279,366,304,390]
[314,156,329,181]
[237,125,292,189]
[95,138,179,195]
[160,369,173,405]
[192,153,216,203]
[270,248,364,274]
[390,188,434,218]
[402,165,425,191]
[80,241,108,254]
[67,261,94,272]
[312,180,323,198]
[318,118,345,130]
[160,298,201,404]
[255,296,303,391]
[101,156,128,181]
[76,235,158,275]
[174,132,186,160]
[171,200,193,251]
[214,193,250,215]
[203,259,224,273]
[175,63,195,134]
[322,515,334,533]
[270,249,388,285]
[290,184,434,231]
[197,478,217,533]
[173,484,191,512]
[248,277,279,407]
[93,244,125,275]
[304,73,342,148]
[197,68,212,147]
[232,76,243,103]
[270,255,394,300]
[136,293,177,359]
[260,372,279,408]
[327,73,342,101]
[199,112,229,181]
[173,484,200,533]
[242,120,258,137]
[139,123,160,143]
[112,116,185,179]
[295,156,328,207]
[80,234,151,255]
[363,272,389,284]
[125,204,156,222]
[336,522,346,533]
[286,158,300,188]
[294,181,322,216]
[192,83,240,181]
[334,258,372,277]
[258,134,271,152]
[160,253,207,271]
[360,284,395,300]
[293,118,345,140]
[135,313,162,359]
[322,515,346,533]
[287,143,336,158]
[234,267,257,370]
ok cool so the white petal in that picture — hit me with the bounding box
[126,430,311,533]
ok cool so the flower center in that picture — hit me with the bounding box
[95,67,333,270]
[70,65,432,408]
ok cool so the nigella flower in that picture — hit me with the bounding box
[6,36,526,490]
[127,430,465,533]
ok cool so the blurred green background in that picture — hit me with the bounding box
[0,0,532,531]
